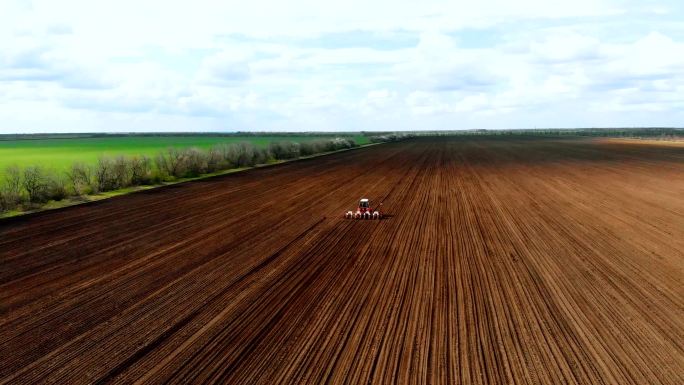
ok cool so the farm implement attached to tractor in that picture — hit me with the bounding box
[345,198,382,220]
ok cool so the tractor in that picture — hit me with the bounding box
[345,198,382,220]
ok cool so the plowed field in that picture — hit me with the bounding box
[1,137,683,384]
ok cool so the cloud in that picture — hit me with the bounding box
[46,24,72,35]
[0,0,683,133]
[197,50,252,86]
[0,35,112,90]
[529,32,602,63]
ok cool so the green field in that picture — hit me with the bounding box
[0,135,368,177]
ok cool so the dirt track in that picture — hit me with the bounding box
[1,137,683,384]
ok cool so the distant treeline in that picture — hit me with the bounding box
[0,132,370,141]
[369,133,416,143]
[3,128,681,141]
[407,127,684,138]
[0,137,368,214]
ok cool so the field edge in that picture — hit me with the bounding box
[0,142,382,222]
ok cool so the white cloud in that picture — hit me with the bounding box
[0,0,682,132]
[529,32,603,63]
[198,51,252,86]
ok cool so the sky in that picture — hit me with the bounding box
[0,0,683,133]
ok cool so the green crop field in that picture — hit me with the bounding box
[0,135,368,177]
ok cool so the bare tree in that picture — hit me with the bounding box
[68,162,94,195]
[95,157,116,192]
[254,147,270,164]
[2,165,23,207]
[221,143,240,168]
[130,156,152,185]
[155,148,187,178]
[269,141,300,160]
[207,146,223,172]
[170,148,188,177]
[47,173,68,201]
[236,142,260,167]
[299,141,319,156]
[235,142,251,167]
[154,152,170,180]
[113,156,132,188]
[184,147,208,177]
[23,166,49,204]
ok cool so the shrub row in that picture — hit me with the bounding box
[0,138,359,214]
[368,133,414,143]
[0,165,68,208]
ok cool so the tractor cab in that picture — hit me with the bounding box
[359,199,370,212]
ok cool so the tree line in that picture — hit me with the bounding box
[0,132,367,141]
[368,133,416,143]
[0,138,359,214]
[409,128,684,137]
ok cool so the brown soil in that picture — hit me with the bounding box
[1,137,682,384]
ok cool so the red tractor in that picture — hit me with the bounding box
[345,198,382,220]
